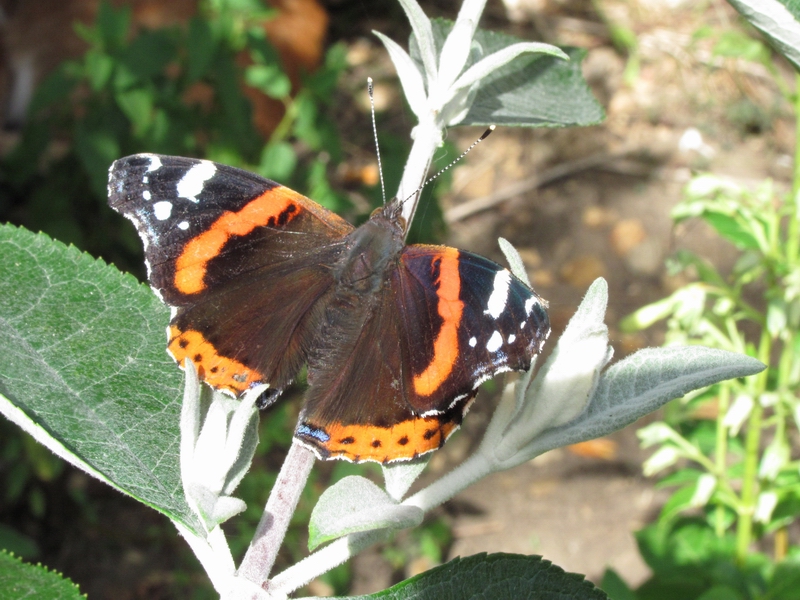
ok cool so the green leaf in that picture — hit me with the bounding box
[600,568,636,600]
[701,212,761,250]
[656,485,697,527]
[419,20,604,127]
[726,0,800,71]
[84,50,114,91]
[696,585,747,600]
[293,93,322,148]
[74,124,120,199]
[348,553,608,599]
[382,457,430,502]
[768,556,800,599]
[657,467,704,488]
[0,524,39,560]
[0,551,83,600]
[308,476,423,550]
[27,67,75,115]
[306,43,348,99]
[670,250,727,287]
[258,142,297,181]
[620,295,679,332]
[95,1,131,51]
[245,64,291,99]
[0,225,199,533]
[525,346,765,457]
[119,31,176,81]
[713,30,771,64]
[115,88,154,135]
[187,17,217,81]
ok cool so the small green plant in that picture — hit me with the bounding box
[618,173,800,598]
[612,4,800,598]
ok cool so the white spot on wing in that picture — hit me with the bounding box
[178,221,190,230]
[143,190,151,200]
[177,160,216,203]
[486,330,503,352]
[508,334,516,344]
[153,201,173,220]
[484,270,511,319]
[525,296,538,316]
[146,155,162,173]
[469,336,477,348]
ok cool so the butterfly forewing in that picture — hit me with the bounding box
[108,154,352,305]
[108,154,354,396]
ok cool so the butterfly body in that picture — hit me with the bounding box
[108,154,549,462]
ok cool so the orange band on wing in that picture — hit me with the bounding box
[174,188,300,294]
[413,248,463,396]
[300,416,460,463]
[168,325,264,394]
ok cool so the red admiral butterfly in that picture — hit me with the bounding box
[108,154,550,462]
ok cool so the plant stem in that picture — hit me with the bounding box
[396,117,441,226]
[735,331,770,564]
[775,527,789,561]
[175,522,237,594]
[238,441,316,586]
[269,529,390,596]
[404,451,494,512]
[714,383,731,537]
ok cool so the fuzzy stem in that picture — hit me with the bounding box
[397,116,443,226]
[269,529,390,596]
[269,450,496,594]
[404,450,494,512]
[175,522,237,594]
[238,441,316,585]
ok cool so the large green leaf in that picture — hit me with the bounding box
[0,551,83,600]
[0,224,199,533]
[415,19,604,127]
[350,553,609,599]
[726,0,800,71]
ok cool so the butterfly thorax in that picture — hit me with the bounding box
[334,205,404,295]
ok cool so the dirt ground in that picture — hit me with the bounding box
[345,0,795,593]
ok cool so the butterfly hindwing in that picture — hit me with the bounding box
[297,269,468,462]
[295,243,550,462]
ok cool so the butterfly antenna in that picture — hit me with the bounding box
[368,77,387,205]
[402,125,496,207]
